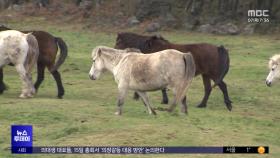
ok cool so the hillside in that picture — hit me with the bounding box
[0,0,279,34]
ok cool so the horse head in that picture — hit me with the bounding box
[143,34,170,53]
[89,47,104,80]
[266,55,280,86]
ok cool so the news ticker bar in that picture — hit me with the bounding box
[12,146,269,154]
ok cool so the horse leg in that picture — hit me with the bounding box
[135,89,168,104]
[218,81,232,111]
[26,72,35,95]
[180,95,188,114]
[161,88,169,104]
[15,64,33,98]
[34,64,45,92]
[0,68,7,94]
[197,75,212,108]
[137,91,156,115]
[115,86,128,115]
[167,89,178,112]
[133,92,140,100]
[51,70,65,99]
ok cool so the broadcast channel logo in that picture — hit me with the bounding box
[248,10,270,23]
[11,125,33,154]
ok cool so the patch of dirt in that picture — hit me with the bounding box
[165,132,177,140]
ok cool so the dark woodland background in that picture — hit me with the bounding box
[0,0,279,34]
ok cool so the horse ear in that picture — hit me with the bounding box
[92,47,102,58]
[148,35,159,46]
[96,47,102,56]
[144,35,159,49]
[270,59,279,67]
[145,37,153,48]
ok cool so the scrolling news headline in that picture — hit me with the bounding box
[11,125,268,154]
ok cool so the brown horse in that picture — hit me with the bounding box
[115,32,232,111]
[0,26,68,98]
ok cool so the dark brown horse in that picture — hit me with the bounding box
[0,26,68,98]
[115,32,232,111]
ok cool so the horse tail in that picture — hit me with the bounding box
[212,45,230,88]
[51,37,68,72]
[175,53,196,104]
[25,33,39,73]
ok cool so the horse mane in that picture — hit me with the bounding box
[153,35,170,43]
[269,54,280,68]
[93,46,128,64]
[117,32,168,44]
[97,46,128,54]
[116,32,170,53]
[118,32,148,39]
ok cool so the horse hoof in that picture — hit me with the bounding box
[58,91,64,98]
[226,104,232,111]
[115,111,122,115]
[149,110,157,115]
[197,103,207,108]
[57,96,63,99]
[225,100,232,111]
[0,85,7,94]
[19,92,34,98]
[19,94,28,98]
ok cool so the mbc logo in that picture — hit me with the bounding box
[248,10,269,17]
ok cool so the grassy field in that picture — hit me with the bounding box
[0,17,279,158]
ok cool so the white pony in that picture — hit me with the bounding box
[266,54,280,87]
[0,30,39,98]
[89,46,195,115]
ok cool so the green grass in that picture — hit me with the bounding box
[0,17,279,158]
